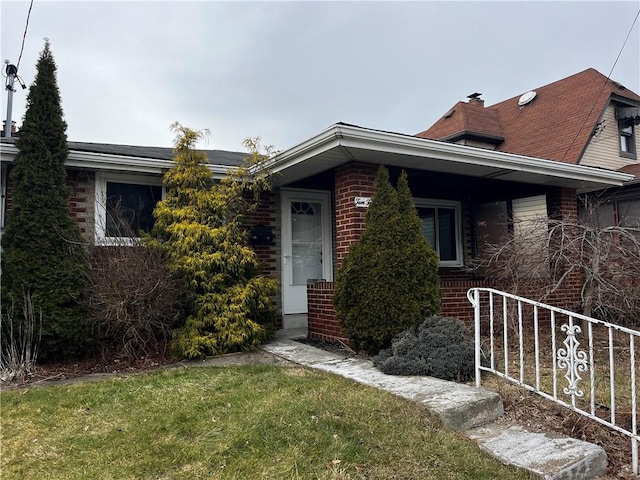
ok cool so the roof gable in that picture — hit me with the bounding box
[417,100,504,144]
[419,68,640,164]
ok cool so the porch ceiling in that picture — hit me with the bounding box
[271,124,632,192]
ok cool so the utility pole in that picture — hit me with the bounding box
[4,60,26,138]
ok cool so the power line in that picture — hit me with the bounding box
[606,9,640,81]
[562,9,640,163]
[16,0,35,71]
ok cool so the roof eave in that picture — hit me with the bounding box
[0,144,230,177]
[270,124,633,190]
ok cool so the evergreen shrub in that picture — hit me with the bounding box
[151,125,277,359]
[373,316,475,381]
[1,41,89,361]
[333,167,440,354]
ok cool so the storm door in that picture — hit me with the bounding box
[281,190,332,314]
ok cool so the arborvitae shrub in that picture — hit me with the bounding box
[1,41,89,361]
[333,168,441,354]
[373,316,475,381]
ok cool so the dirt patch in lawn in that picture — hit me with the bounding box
[1,344,295,391]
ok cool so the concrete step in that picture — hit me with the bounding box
[467,422,608,480]
[263,337,610,479]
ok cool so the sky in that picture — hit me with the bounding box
[1,1,639,153]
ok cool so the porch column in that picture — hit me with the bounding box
[547,187,578,222]
[334,163,378,269]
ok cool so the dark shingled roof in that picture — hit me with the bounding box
[0,137,247,166]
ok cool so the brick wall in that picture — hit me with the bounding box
[307,281,350,344]
[308,163,377,343]
[334,163,378,269]
[68,170,96,242]
[247,190,282,325]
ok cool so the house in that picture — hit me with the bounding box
[418,68,640,228]
[1,68,637,344]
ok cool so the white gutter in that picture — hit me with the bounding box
[0,144,231,177]
[270,124,633,187]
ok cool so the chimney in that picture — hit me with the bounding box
[467,92,484,107]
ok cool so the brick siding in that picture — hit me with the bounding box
[246,190,282,326]
[334,163,378,269]
[68,170,96,242]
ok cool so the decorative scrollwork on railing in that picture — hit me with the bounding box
[557,324,588,398]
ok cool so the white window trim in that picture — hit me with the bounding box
[95,172,164,246]
[414,198,464,267]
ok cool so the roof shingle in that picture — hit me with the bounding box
[418,68,640,164]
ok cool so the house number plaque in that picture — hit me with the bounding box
[354,197,371,208]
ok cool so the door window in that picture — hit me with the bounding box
[291,202,323,285]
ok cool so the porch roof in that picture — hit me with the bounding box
[270,123,633,192]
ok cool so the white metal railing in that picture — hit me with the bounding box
[467,287,640,474]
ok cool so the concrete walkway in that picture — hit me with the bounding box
[263,332,608,480]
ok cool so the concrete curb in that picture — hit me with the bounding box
[262,338,504,431]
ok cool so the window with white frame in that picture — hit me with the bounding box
[95,173,163,244]
[415,199,463,266]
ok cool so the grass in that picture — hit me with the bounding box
[1,364,531,480]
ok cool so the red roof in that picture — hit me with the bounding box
[619,163,640,178]
[417,68,640,164]
[421,100,504,144]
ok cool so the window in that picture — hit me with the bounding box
[580,196,640,229]
[95,173,163,244]
[619,118,636,158]
[290,202,323,285]
[475,195,548,278]
[618,198,640,228]
[415,199,462,266]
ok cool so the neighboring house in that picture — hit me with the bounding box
[1,68,637,344]
[418,68,640,228]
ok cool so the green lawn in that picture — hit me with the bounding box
[1,365,530,479]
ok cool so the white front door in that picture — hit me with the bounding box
[281,190,333,314]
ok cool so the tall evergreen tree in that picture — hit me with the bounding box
[334,167,441,353]
[1,41,88,360]
[151,123,277,359]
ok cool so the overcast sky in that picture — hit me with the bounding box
[1,1,639,153]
